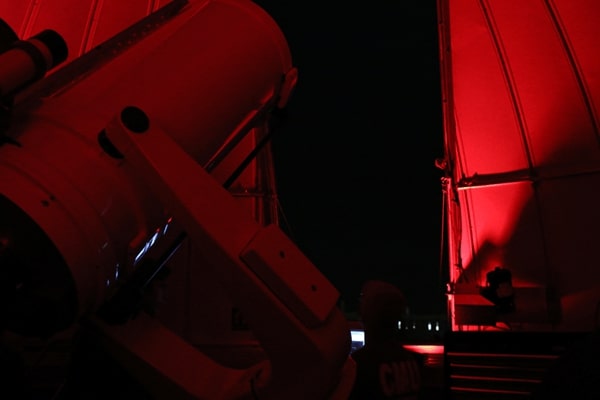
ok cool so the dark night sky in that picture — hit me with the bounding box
[254,2,447,315]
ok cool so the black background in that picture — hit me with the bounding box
[254,1,447,315]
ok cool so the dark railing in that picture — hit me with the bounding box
[444,331,587,399]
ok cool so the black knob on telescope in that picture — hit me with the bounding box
[0,25,68,98]
[30,28,69,69]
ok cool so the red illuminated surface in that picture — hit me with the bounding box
[439,0,600,331]
[404,344,444,355]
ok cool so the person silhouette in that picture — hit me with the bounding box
[348,280,424,400]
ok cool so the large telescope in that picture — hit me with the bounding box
[0,1,354,398]
[0,0,298,337]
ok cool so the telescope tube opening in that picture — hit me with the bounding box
[0,194,77,338]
